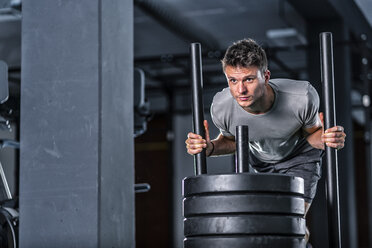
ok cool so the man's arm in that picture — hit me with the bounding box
[186,120,236,156]
[208,134,236,156]
[304,125,324,149]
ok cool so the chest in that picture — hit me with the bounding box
[228,105,303,141]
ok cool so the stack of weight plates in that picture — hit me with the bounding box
[182,173,306,248]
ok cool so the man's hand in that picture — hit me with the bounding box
[185,120,214,156]
[305,112,346,150]
[320,113,346,150]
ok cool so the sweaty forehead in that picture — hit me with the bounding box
[224,66,262,77]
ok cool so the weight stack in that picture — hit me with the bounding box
[182,173,306,248]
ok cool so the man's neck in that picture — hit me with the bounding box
[244,84,275,114]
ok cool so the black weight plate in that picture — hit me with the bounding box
[183,173,304,197]
[184,236,306,248]
[183,194,304,217]
[184,215,305,236]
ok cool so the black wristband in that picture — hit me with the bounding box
[207,141,214,157]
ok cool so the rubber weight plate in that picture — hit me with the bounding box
[183,194,304,217]
[182,173,304,197]
[184,215,306,236]
[184,236,306,248]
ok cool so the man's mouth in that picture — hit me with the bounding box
[238,96,251,101]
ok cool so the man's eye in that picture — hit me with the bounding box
[230,79,237,83]
[245,78,253,82]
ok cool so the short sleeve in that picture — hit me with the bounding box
[210,102,233,137]
[302,84,321,128]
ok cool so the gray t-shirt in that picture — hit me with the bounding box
[211,79,320,163]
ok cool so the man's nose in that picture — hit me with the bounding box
[238,81,247,93]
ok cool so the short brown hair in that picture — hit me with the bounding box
[221,39,268,72]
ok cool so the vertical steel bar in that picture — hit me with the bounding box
[320,32,341,248]
[190,43,207,175]
[235,125,250,173]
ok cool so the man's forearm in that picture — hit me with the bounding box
[306,128,324,150]
[208,134,236,156]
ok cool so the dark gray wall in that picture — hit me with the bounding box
[20,1,134,247]
[99,1,134,246]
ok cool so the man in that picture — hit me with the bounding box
[185,39,346,243]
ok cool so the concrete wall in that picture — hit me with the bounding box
[20,1,134,247]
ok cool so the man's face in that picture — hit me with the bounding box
[225,65,270,112]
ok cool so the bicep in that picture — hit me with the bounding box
[302,85,321,128]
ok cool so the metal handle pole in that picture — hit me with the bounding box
[235,125,250,173]
[320,32,341,248]
[190,43,207,175]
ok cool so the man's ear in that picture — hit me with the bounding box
[264,69,271,82]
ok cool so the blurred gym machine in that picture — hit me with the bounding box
[134,67,151,138]
[0,60,18,248]
[134,67,151,193]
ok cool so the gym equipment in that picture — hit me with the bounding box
[0,61,8,104]
[320,32,341,247]
[183,43,306,248]
[134,68,151,138]
[0,116,11,132]
[0,74,19,248]
[0,206,18,248]
[190,43,206,175]
[235,125,250,173]
[184,236,306,248]
[134,183,151,193]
